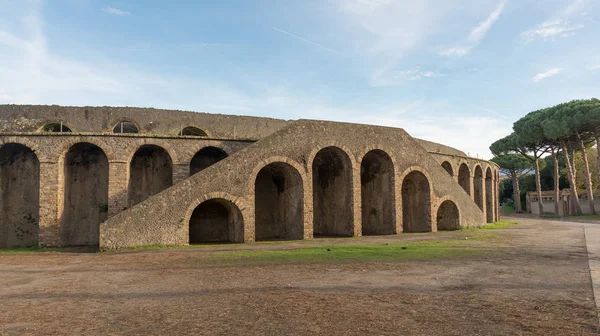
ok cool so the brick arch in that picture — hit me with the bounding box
[183,192,247,244]
[441,161,454,176]
[171,125,212,137]
[306,143,357,173]
[182,142,230,165]
[55,138,116,162]
[127,144,174,207]
[400,166,433,233]
[247,156,307,194]
[127,142,179,165]
[0,138,42,159]
[434,195,461,231]
[109,118,141,133]
[37,120,76,133]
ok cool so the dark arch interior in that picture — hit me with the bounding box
[0,144,40,248]
[255,162,304,241]
[113,121,139,134]
[485,169,494,223]
[190,147,228,176]
[474,166,484,211]
[62,142,108,246]
[128,145,173,207]
[402,171,431,233]
[312,146,353,237]
[458,164,471,195]
[441,161,453,176]
[437,200,460,231]
[43,123,72,132]
[361,150,395,235]
[180,126,208,137]
[189,199,244,244]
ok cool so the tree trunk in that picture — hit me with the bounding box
[534,157,544,217]
[577,131,596,214]
[511,171,522,213]
[562,141,582,215]
[552,150,560,216]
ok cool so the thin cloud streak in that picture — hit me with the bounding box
[272,27,340,54]
[102,7,131,16]
[532,68,562,82]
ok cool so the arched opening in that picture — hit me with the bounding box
[190,147,228,176]
[437,200,460,231]
[441,161,453,176]
[180,126,208,137]
[128,145,173,207]
[42,123,72,132]
[312,146,353,237]
[361,150,395,235]
[485,168,494,223]
[0,144,40,248]
[474,166,484,211]
[458,164,471,196]
[112,121,139,134]
[62,143,108,246]
[189,199,244,244]
[255,162,304,241]
[402,171,431,233]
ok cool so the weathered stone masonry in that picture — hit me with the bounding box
[0,105,499,249]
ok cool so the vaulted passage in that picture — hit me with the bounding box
[255,162,304,241]
[189,199,244,244]
[312,146,353,237]
[361,150,395,235]
[402,171,431,233]
[62,143,108,246]
[474,166,484,211]
[0,144,40,248]
[486,168,494,223]
[441,161,453,176]
[128,145,173,207]
[190,147,228,176]
[437,200,460,231]
[458,164,471,196]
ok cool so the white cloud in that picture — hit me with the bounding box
[0,88,12,101]
[467,0,507,44]
[440,1,506,57]
[588,65,600,71]
[520,0,590,43]
[532,68,562,82]
[102,7,131,16]
[439,46,471,57]
[520,20,583,42]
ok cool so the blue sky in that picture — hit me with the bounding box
[1,0,599,158]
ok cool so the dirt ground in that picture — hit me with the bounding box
[1,220,599,336]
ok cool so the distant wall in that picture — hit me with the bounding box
[0,105,291,140]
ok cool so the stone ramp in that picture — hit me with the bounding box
[100,119,484,250]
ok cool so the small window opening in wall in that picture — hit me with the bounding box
[113,121,139,134]
[43,122,72,133]
[179,126,207,137]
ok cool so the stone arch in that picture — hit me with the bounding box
[401,170,431,233]
[40,121,73,133]
[128,145,173,207]
[437,200,460,231]
[254,161,304,241]
[179,126,208,137]
[61,142,109,246]
[458,163,471,196]
[189,198,244,244]
[473,165,484,211]
[485,167,493,223]
[312,146,353,237]
[190,146,228,176]
[55,138,116,163]
[441,161,454,176]
[360,149,395,235]
[112,119,140,134]
[0,143,40,248]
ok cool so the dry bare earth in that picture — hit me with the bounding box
[0,220,598,336]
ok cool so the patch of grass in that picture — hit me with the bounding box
[0,246,65,254]
[209,240,492,265]
[502,205,515,215]
[483,220,518,230]
[568,214,600,219]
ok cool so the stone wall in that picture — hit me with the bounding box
[100,120,490,250]
[0,105,290,140]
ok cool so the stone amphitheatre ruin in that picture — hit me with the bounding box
[0,105,499,250]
